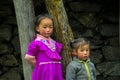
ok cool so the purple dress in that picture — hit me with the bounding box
[27,35,63,80]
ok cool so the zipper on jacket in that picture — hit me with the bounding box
[83,62,91,80]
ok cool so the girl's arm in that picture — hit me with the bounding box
[93,64,96,80]
[25,54,36,67]
[66,62,76,80]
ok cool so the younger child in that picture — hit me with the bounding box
[66,38,96,80]
[25,14,63,80]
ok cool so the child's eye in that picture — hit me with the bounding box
[43,25,53,28]
[80,50,84,52]
[49,26,53,28]
[86,49,89,51]
[43,26,47,28]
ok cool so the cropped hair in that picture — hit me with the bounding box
[70,37,90,51]
[35,14,53,26]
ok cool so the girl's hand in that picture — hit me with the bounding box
[25,54,36,67]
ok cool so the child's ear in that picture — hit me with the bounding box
[36,26,39,32]
[71,50,77,56]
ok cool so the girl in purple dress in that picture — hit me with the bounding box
[25,14,63,80]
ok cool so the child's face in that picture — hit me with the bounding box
[36,18,53,38]
[77,44,90,60]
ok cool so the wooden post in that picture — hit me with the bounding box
[13,0,35,80]
[45,0,74,77]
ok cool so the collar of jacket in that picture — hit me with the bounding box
[73,57,90,63]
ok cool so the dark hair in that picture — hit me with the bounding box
[70,37,90,50]
[34,14,53,34]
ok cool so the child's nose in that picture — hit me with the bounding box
[84,51,87,55]
[46,27,50,31]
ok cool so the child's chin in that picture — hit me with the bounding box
[45,34,51,37]
[44,35,50,38]
[82,58,88,61]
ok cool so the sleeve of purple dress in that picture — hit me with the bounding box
[26,41,39,56]
[56,42,62,53]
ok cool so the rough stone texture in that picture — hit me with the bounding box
[0,24,12,41]
[0,68,22,80]
[97,24,118,37]
[96,62,120,76]
[0,0,119,80]
[102,46,120,61]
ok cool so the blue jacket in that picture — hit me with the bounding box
[66,57,96,80]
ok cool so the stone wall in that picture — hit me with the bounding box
[65,0,119,80]
[0,0,23,80]
[0,0,119,80]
